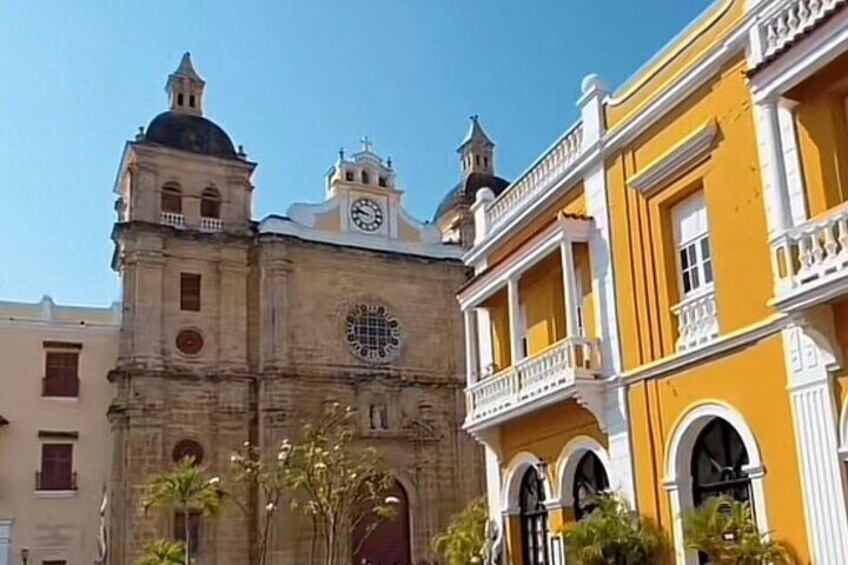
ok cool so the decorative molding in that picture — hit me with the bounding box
[628,121,718,194]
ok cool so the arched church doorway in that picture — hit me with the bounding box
[572,451,609,520]
[352,480,411,565]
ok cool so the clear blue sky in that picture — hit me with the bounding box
[0,0,710,306]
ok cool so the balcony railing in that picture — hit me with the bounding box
[772,204,848,302]
[486,124,584,233]
[200,216,223,233]
[465,337,601,427]
[160,211,185,229]
[35,470,78,491]
[761,0,846,59]
[671,289,719,352]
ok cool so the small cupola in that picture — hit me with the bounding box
[457,115,495,178]
[166,52,205,116]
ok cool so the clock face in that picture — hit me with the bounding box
[350,198,383,232]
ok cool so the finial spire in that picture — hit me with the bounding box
[166,52,206,116]
[457,115,496,177]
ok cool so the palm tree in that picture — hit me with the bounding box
[142,458,222,565]
[136,539,185,565]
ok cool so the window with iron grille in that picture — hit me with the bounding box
[43,350,80,397]
[180,273,201,312]
[174,511,201,554]
[39,443,74,490]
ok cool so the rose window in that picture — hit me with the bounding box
[345,304,401,363]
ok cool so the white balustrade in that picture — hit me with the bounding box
[465,337,600,425]
[761,0,845,59]
[159,211,185,229]
[772,205,848,297]
[671,289,719,352]
[200,216,224,233]
[485,124,584,232]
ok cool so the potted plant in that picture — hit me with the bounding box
[683,496,795,564]
[560,493,666,564]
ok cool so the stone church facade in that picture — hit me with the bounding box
[107,54,506,564]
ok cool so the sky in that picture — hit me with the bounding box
[0,0,711,306]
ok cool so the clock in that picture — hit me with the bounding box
[350,198,383,232]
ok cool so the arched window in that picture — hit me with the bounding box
[161,184,182,214]
[361,170,370,184]
[519,467,549,565]
[200,188,221,219]
[572,452,609,520]
[691,418,751,507]
[189,95,196,108]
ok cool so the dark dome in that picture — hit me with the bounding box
[433,172,510,221]
[144,111,237,160]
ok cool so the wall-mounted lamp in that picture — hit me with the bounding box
[20,547,29,565]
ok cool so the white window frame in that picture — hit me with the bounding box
[672,192,714,299]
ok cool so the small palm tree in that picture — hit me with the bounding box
[560,493,666,564]
[432,497,488,565]
[683,496,795,564]
[136,539,185,565]
[142,457,222,565]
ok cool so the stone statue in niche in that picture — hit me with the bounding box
[369,404,388,430]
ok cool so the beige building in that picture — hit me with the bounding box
[0,296,120,565]
[107,54,492,564]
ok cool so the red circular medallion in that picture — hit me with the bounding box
[176,329,204,355]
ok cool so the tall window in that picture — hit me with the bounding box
[180,273,201,312]
[691,418,751,507]
[39,443,74,491]
[200,188,221,219]
[572,452,609,520]
[174,512,201,554]
[43,346,80,398]
[519,467,549,565]
[672,192,713,297]
[161,184,182,214]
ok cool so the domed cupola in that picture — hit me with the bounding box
[434,116,509,247]
[142,53,239,160]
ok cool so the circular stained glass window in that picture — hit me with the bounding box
[176,329,204,355]
[172,439,204,465]
[345,304,401,363]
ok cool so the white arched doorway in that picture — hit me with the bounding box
[664,402,768,565]
[555,436,613,520]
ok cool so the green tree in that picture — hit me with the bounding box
[560,494,666,565]
[284,403,398,565]
[142,457,222,565]
[136,539,185,565]
[683,496,795,564]
[432,497,488,565]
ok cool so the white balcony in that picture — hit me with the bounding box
[200,216,223,233]
[671,289,719,352]
[772,204,848,308]
[465,337,602,430]
[760,0,846,60]
[485,124,584,233]
[159,211,185,229]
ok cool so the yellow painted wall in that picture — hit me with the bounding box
[484,289,511,371]
[314,210,341,232]
[627,335,810,561]
[520,252,566,355]
[500,400,606,564]
[608,55,773,370]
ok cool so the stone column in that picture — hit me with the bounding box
[777,99,808,225]
[783,321,848,563]
[507,277,522,364]
[259,245,290,371]
[559,240,579,338]
[133,251,164,369]
[218,260,249,370]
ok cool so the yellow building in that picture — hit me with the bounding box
[459,0,848,563]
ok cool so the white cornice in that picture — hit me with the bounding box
[622,314,788,383]
[258,216,463,260]
[628,121,719,194]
